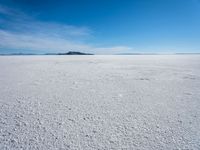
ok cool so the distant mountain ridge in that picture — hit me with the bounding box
[45,51,93,55]
[57,51,93,55]
[1,52,200,55]
[0,51,94,55]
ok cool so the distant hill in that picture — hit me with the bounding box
[45,51,93,55]
[0,51,94,56]
[57,51,93,55]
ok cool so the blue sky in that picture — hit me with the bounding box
[0,0,200,54]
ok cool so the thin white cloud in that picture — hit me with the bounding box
[0,29,90,52]
[0,29,133,54]
[0,4,91,39]
[0,4,133,54]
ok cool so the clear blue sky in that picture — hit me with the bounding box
[0,0,200,54]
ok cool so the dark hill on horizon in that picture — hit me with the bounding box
[0,51,94,55]
[57,51,93,55]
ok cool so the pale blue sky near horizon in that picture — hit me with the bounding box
[0,0,200,54]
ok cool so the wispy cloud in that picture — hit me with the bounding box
[0,4,91,38]
[0,29,90,52]
[0,4,132,54]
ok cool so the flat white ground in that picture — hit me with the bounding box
[0,55,200,149]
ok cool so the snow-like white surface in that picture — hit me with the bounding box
[0,55,200,149]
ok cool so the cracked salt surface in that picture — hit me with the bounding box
[0,55,200,149]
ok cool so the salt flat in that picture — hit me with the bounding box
[0,55,200,149]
